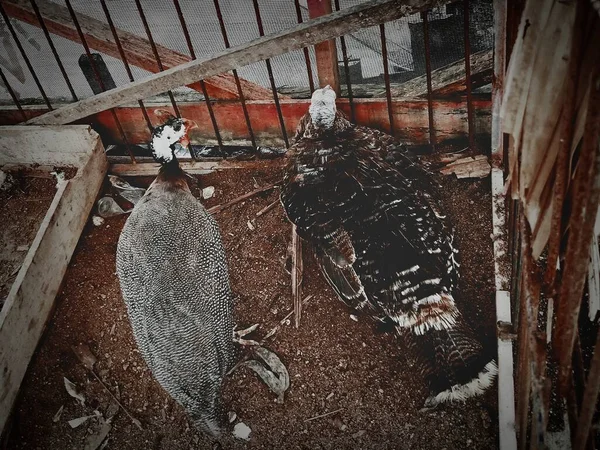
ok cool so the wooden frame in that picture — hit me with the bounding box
[0,126,107,436]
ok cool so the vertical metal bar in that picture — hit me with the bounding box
[134,0,181,119]
[0,3,51,110]
[379,23,395,136]
[422,11,436,150]
[30,0,77,102]
[64,0,135,162]
[99,0,152,133]
[212,0,257,150]
[173,0,223,152]
[293,0,315,93]
[333,0,355,122]
[251,0,289,148]
[463,0,476,152]
[0,66,26,121]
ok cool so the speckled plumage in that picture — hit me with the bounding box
[281,89,496,406]
[117,137,234,435]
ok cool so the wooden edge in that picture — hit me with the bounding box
[109,158,287,177]
[492,167,510,291]
[0,135,107,435]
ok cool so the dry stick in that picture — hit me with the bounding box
[256,199,280,217]
[207,184,277,214]
[291,225,303,328]
[304,408,343,422]
[72,351,142,430]
[261,295,313,343]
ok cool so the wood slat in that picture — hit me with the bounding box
[1,0,276,100]
[307,0,340,92]
[26,0,449,126]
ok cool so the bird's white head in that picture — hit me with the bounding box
[150,109,198,164]
[309,85,337,129]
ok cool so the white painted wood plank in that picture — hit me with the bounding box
[0,126,107,435]
[497,290,518,450]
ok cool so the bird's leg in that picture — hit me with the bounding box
[233,323,260,346]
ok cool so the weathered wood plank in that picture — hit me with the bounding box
[0,126,107,436]
[27,0,449,126]
[307,0,340,92]
[1,0,276,100]
[390,49,493,98]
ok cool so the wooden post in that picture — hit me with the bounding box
[307,0,340,93]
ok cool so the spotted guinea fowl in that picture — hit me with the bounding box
[116,110,234,436]
[280,86,497,408]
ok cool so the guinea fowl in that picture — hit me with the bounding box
[281,86,497,408]
[116,110,234,436]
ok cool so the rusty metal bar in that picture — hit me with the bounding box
[554,65,600,396]
[463,0,475,151]
[173,0,223,153]
[251,0,289,148]
[0,66,26,121]
[333,0,355,122]
[0,2,51,109]
[134,0,181,119]
[422,10,436,150]
[543,0,585,290]
[30,0,77,102]
[99,0,152,133]
[379,23,395,136]
[293,0,315,93]
[64,0,135,162]
[213,0,256,150]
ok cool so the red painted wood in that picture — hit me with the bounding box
[307,0,340,93]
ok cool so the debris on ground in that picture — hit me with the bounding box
[439,155,491,179]
[92,216,105,226]
[108,175,146,205]
[202,186,215,199]
[97,197,126,218]
[232,422,252,441]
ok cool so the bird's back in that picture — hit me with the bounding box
[116,179,234,435]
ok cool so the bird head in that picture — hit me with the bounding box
[150,109,198,164]
[309,85,337,130]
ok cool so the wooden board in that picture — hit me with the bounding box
[26,0,449,126]
[307,0,340,93]
[6,96,491,146]
[2,0,275,101]
[0,126,107,436]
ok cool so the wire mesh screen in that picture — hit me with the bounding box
[0,0,493,106]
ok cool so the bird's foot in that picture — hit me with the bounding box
[419,394,442,413]
[241,346,290,403]
[233,324,260,346]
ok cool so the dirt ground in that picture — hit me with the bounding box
[0,172,58,307]
[6,162,498,450]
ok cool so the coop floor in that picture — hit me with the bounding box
[7,164,499,450]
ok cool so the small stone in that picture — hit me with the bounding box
[16,245,29,252]
[350,314,358,322]
[233,422,251,441]
[326,392,334,400]
[352,430,366,438]
[228,411,237,423]
[92,216,105,226]
[202,186,215,199]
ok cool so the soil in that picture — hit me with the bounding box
[6,163,498,450]
[0,171,59,308]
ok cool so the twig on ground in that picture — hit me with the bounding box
[208,184,278,214]
[256,199,280,217]
[261,295,313,343]
[304,408,343,422]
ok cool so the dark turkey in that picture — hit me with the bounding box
[281,86,497,407]
[116,110,234,436]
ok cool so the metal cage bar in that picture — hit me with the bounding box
[173,0,224,153]
[99,0,153,133]
[334,0,356,122]
[30,0,77,103]
[252,0,289,148]
[213,0,257,150]
[133,0,181,119]
[422,10,436,150]
[64,0,135,162]
[0,2,52,110]
[379,22,395,136]
[463,0,476,152]
[0,66,26,121]
[293,0,316,93]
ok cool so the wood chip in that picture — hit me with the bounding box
[439,155,491,179]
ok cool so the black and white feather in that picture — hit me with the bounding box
[281,86,497,407]
[116,114,234,436]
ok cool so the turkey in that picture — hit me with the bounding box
[280,86,497,408]
[116,110,235,436]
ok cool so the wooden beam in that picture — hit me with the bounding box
[1,96,491,145]
[307,0,340,93]
[26,0,449,126]
[390,49,493,98]
[1,0,276,101]
[109,159,286,177]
